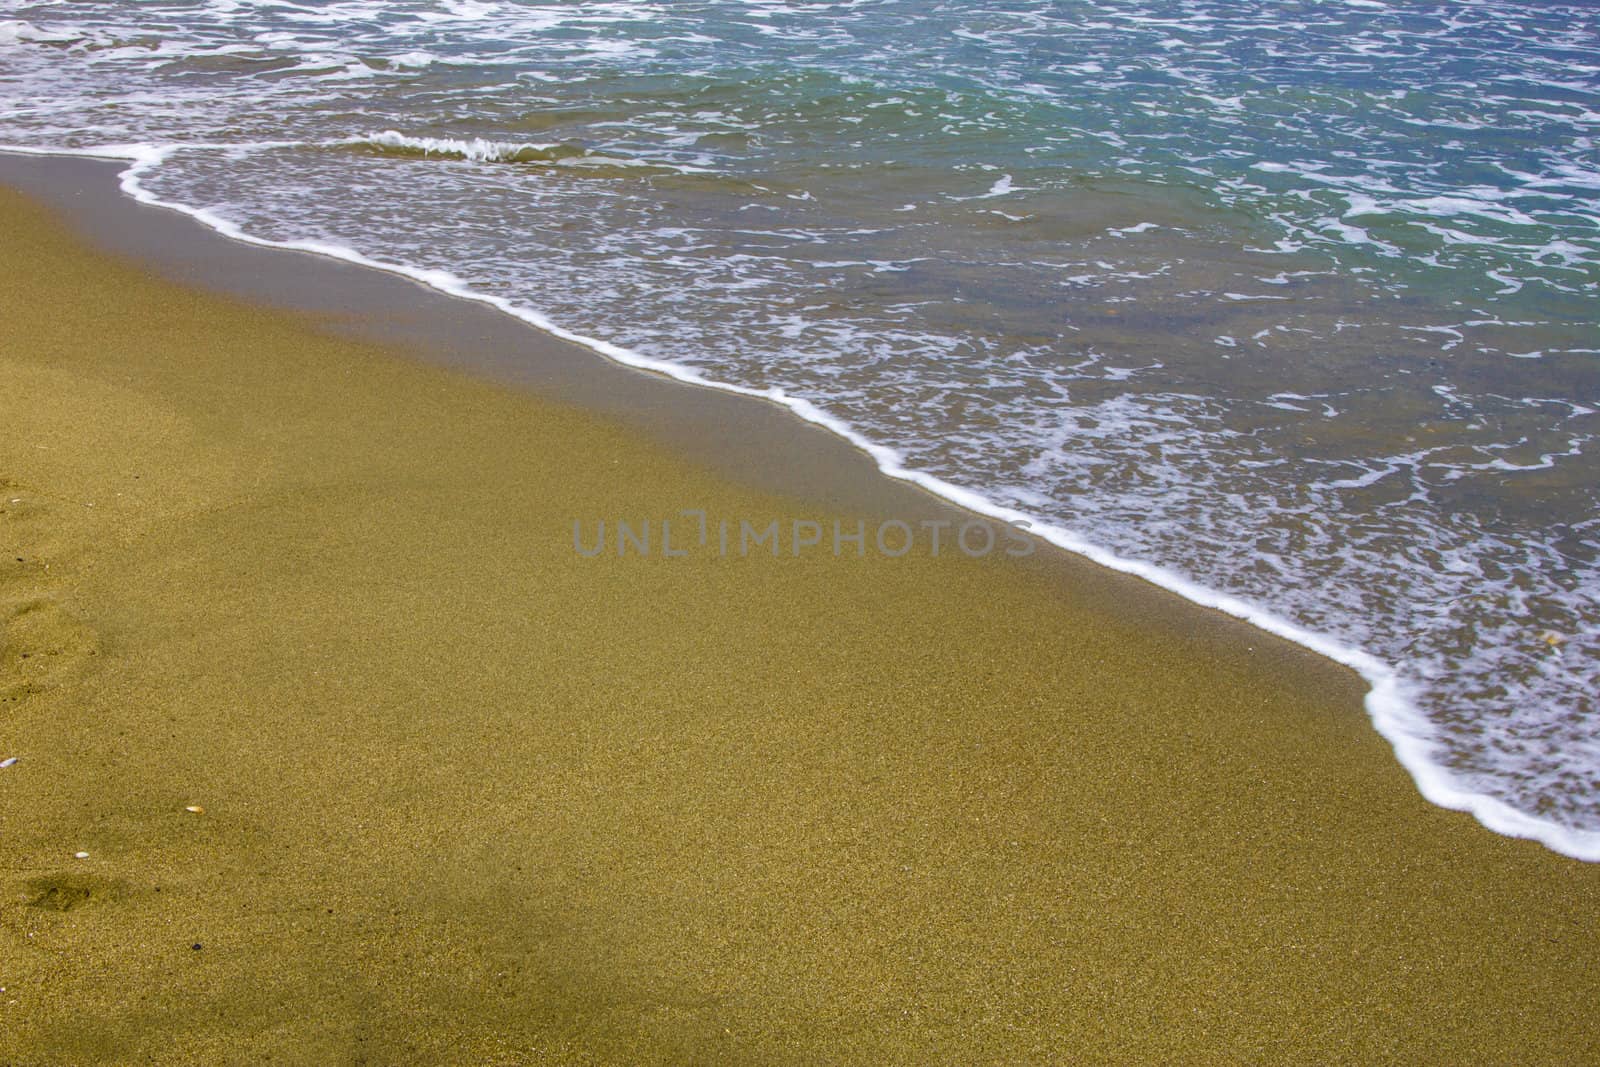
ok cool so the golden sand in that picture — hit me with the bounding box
[1,183,1596,1064]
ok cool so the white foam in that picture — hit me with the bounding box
[441,0,500,20]
[1,15,111,47]
[952,174,1018,201]
[388,51,438,68]
[360,129,551,162]
[6,139,1598,863]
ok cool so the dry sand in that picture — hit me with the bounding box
[1,178,1597,1064]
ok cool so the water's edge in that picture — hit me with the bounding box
[7,141,1595,862]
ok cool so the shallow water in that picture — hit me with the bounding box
[1,0,1596,852]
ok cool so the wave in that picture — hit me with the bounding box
[5,138,1597,862]
[347,129,589,165]
[332,131,719,180]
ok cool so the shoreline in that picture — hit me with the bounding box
[3,162,1599,1061]
[4,146,1591,860]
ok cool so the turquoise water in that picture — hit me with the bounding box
[1,0,1597,855]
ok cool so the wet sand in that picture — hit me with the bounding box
[1,166,1597,1064]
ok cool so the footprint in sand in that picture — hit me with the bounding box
[23,873,133,912]
[2,475,49,589]
[0,599,101,705]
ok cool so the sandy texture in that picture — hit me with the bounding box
[1,183,1597,1065]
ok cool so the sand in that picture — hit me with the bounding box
[1,173,1597,1065]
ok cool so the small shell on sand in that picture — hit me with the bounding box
[184,805,205,814]
[73,851,89,859]
[0,757,16,769]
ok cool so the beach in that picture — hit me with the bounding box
[2,162,1598,1063]
[7,0,1600,856]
